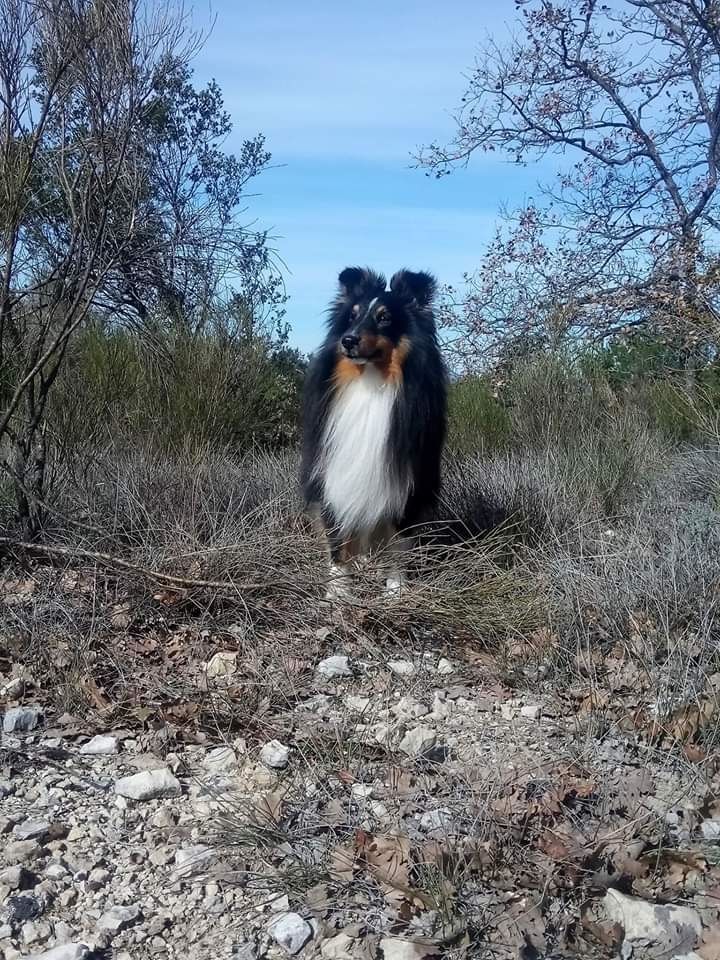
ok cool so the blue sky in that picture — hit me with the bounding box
[193,1,540,352]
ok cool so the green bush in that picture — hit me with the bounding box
[446,377,510,454]
[48,322,306,456]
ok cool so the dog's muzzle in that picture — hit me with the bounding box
[341,333,367,362]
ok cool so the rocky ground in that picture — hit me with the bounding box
[2,616,720,960]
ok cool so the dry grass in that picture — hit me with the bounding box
[2,429,719,734]
[3,421,720,957]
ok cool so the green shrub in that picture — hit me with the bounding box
[48,322,306,456]
[446,376,510,454]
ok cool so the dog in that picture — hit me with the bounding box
[301,266,447,599]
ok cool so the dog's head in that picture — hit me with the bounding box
[329,266,437,365]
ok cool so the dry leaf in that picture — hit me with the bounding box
[378,937,440,959]
[699,923,720,959]
[578,689,610,715]
[356,831,429,913]
[683,743,708,763]
[493,896,547,954]
[666,696,718,743]
[80,676,112,713]
[329,844,356,882]
[358,831,411,888]
[539,828,575,862]
[253,790,284,825]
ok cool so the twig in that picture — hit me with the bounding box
[0,537,292,593]
[0,459,108,539]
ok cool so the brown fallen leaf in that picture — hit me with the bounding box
[356,831,431,913]
[663,850,709,893]
[698,922,720,959]
[666,696,718,743]
[328,844,356,882]
[80,676,112,713]
[378,937,440,959]
[358,831,412,888]
[253,790,284,825]
[538,826,585,862]
[493,895,547,954]
[581,900,624,950]
[683,743,708,763]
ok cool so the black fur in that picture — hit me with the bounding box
[300,266,447,533]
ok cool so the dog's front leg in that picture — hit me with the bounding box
[324,526,357,602]
[376,523,410,595]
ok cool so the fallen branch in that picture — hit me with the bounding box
[0,537,293,594]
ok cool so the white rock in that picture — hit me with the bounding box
[345,695,370,712]
[700,819,720,840]
[321,932,355,959]
[604,889,702,954]
[350,784,374,800]
[267,893,290,913]
[44,863,68,881]
[520,705,542,720]
[3,706,42,733]
[419,808,453,831]
[205,651,238,679]
[150,806,177,829]
[80,735,119,756]
[0,677,25,699]
[316,655,352,678]
[114,769,181,800]
[436,658,455,676]
[371,722,393,747]
[12,819,49,841]
[4,839,41,863]
[391,697,429,721]
[379,937,437,959]
[388,660,416,677]
[671,954,704,960]
[174,845,215,876]
[0,865,32,889]
[52,926,74,947]
[398,726,437,757]
[87,867,110,890]
[97,904,141,935]
[260,739,290,769]
[202,746,238,773]
[431,692,452,720]
[22,920,51,945]
[268,912,313,955]
[27,945,90,960]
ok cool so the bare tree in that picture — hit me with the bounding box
[421,0,720,365]
[0,0,279,536]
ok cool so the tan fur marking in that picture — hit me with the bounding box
[333,355,363,385]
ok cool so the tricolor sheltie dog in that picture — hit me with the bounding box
[301,266,447,599]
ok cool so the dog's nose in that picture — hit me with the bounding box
[341,334,360,351]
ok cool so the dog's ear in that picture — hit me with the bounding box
[390,269,437,307]
[337,266,386,301]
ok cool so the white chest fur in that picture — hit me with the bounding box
[319,365,410,535]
